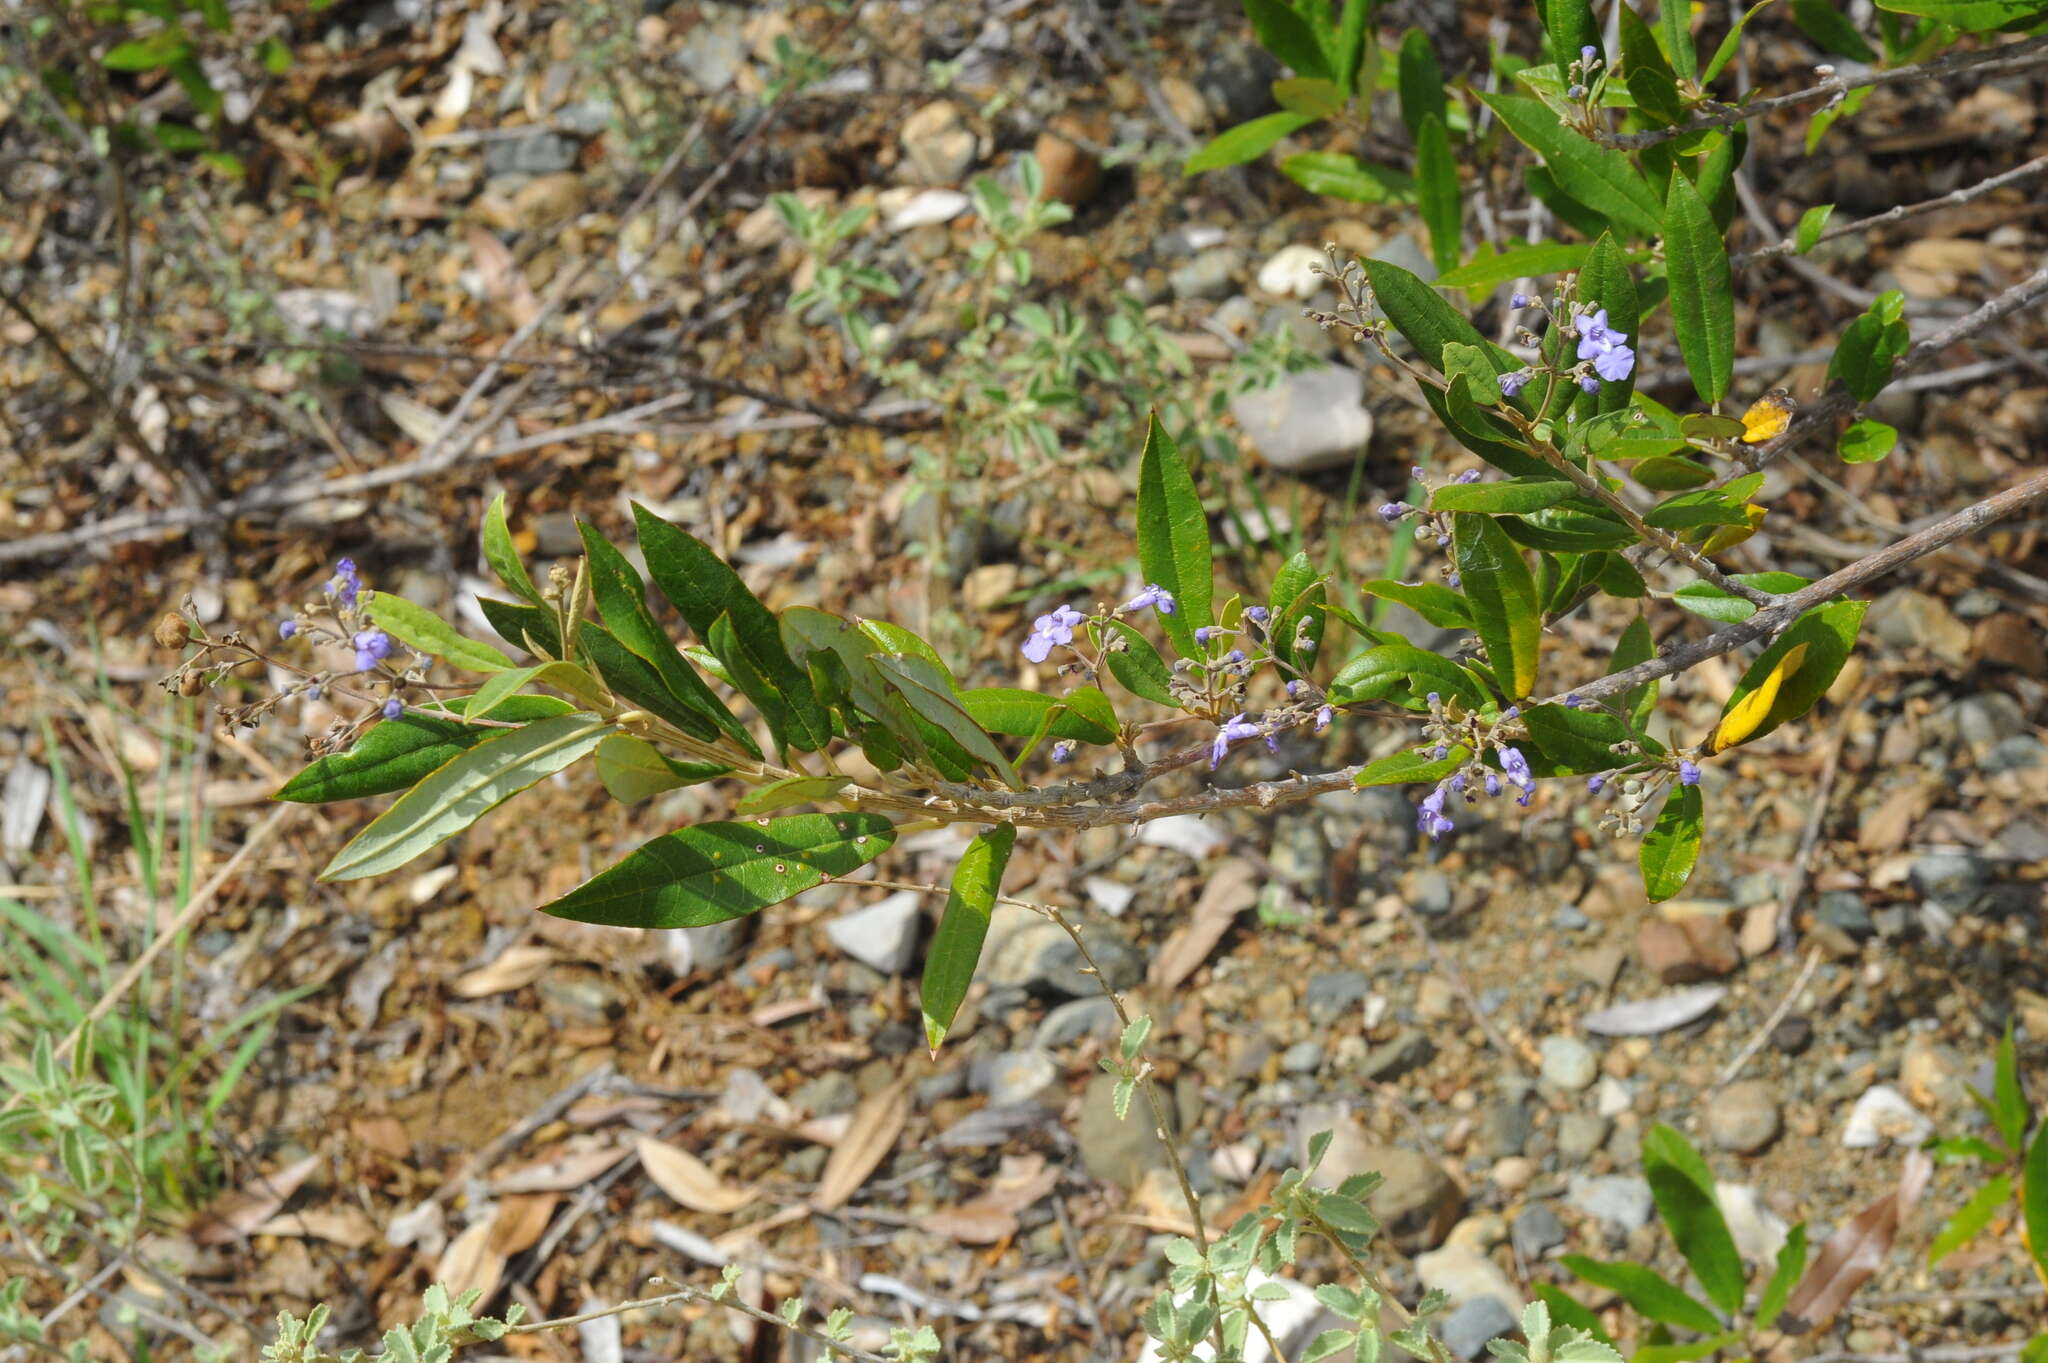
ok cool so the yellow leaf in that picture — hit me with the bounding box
[1696,502,1767,557]
[1710,641,1807,754]
[1738,388,1796,443]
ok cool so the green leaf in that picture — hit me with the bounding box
[631,504,831,752]
[1990,1022,2029,1153]
[1334,0,1373,92]
[1829,290,1911,402]
[1579,232,1641,415]
[1103,620,1177,706]
[1639,782,1704,902]
[594,734,727,804]
[102,32,190,70]
[1280,151,1416,203]
[1702,0,1778,83]
[1716,599,1866,748]
[1791,0,1877,60]
[1354,747,1468,788]
[1633,1333,1742,1363]
[1328,645,1489,710]
[2019,1336,2048,1363]
[1632,455,1715,490]
[1273,76,1347,119]
[1520,704,1632,775]
[320,714,614,880]
[1927,1175,2013,1266]
[1436,241,1595,289]
[1454,514,1541,698]
[1627,64,1687,124]
[1481,93,1663,237]
[579,521,752,744]
[1663,173,1735,406]
[1560,1256,1720,1334]
[1185,111,1318,173]
[1416,115,1461,274]
[1794,203,1836,254]
[1365,258,1516,381]
[1397,28,1447,139]
[1243,0,1333,78]
[1670,572,1812,622]
[1643,487,1755,531]
[1533,1286,1616,1351]
[1928,1136,2011,1164]
[923,825,1016,1050]
[579,620,755,754]
[1756,1223,1809,1325]
[1500,502,1637,552]
[1875,0,2047,30]
[1136,413,1213,660]
[1642,1124,1746,1317]
[958,686,1118,745]
[1268,550,1326,675]
[541,813,897,929]
[2025,1116,2048,1282]
[1431,479,1577,515]
[1442,342,1504,405]
[1609,615,1658,730]
[478,596,561,659]
[872,654,1021,788]
[1546,0,1601,65]
[362,592,515,673]
[275,695,574,803]
[1359,578,1474,629]
[734,774,854,815]
[466,660,612,720]
[1838,419,1897,463]
[1660,0,1699,83]
[482,492,542,606]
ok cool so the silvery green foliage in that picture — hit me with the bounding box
[1486,1302,1622,1363]
[259,1286,522,1363]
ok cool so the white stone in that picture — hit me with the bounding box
[1416,1242,1524,1313]
[1842,1084,1934,1149]
[825,891,923,974]
[1595,1076,1634,1117]
[1084,875,1137,916]
[1715,1183,1790,1265]
[1230,365,1374,473]
[1138,814,1226,859]
[1257,243,1327,300]
[885,188,970,232]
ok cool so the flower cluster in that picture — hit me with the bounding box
[1575,307,1636,385]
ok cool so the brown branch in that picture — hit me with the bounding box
[1732,154,2048,268]
[1593,34,2048,151]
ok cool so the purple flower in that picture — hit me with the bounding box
[1564,693,1582,709]
[1449,771,1467,794]
[1448,573,1461,588]
[1579,375,1601,394]
[1417,784,1455,840]
[352,629,391,672]
[1210,713,1260,770]
[1244,606,1269,625]
[1502,705,1520,720]
[1023,604,1085,663]
[1568,83,1587,99]
[1225,649,1246,665]
[1576,308,1622,353]
[279,620,299,640]
[1426,692,1441,705]
[1500,745,1535,793]
[1436,536,1450,548]
[1484,770,1502,797]
[1052,740,1075,763]
[1195,625,1217,645]
[1455,469,1482,484]
[1314,705,1333,732]
[1410,467,1428,484]
[1509,293,1529,309]
[1679,760,1702,786]
[1124,584,1175,615]
[1587,775,1605,793]
[328,558,362,607]
[1592,343,1635,383]
[1581,44,1598,63]
[1377,501,1408,524]
[383,697,403,720]
[1432,745,1448,760]
[1286,680,1304,698]
[1498,368,1533,397]
[305,684,322,701]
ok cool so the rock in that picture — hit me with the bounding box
[1814,892,1874,940]
[1540,1037,1600,1092]
[960,563,1020,611]
[1909,851,1994,910]
[1036,997,1120,1049]
[1359,1027,1434,1080]
[1869,589,1972,669]
[1555,1114,1611,1163]
[1511,1205,1568,1259]
[975,1049,1060,1107]
[1975,613,2048,673]
[1157,74,1212,131]
[1474,1100,1533,1158]
[678,12,747,91]
[1491,1156,1535,1193]
[1197,40,1284,124]
[1708,1081,1782,1154]
[658,918,753,976]
[1304,970,1374,1024]
[825,891,922,975]
[1168,248,1241,300]
[1281,1041,1324,1074]
[1417,1242,1522,1313]
[1257,244,1326,300]
[1637,913,1741,983]
[1900,1034,1970,1114]
[1439,1298,1518,1361]
[794,1070,858,1117]
[1302,1118,1462,1251]
[1370,233,1439,285]
[1842,1084,1934,1149]
[901,100,977,186]
[1595,1076,1634,1118]
[483,129,581,177]
[883,188,969,233]
[510,172,587,230]
[1417,976,1458,1019]
[1406,867,1455,917]
[984,913,1142,996]
[1715,1184,1790,1265]
[1568,1175,1655,1231]
[1078,1073,1174,1191]
[1230,365,1375,473]
[1034,112,1105,206]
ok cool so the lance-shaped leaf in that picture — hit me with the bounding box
[2027,1117,2048,1283]
[1268,550,1326,675]
[1660,0,1699,82]
[1396,27,1446,139]
[542,813,898,929]
[1416,114,1460,273]
[1829,288,1911,402]
[1579,232,1641,416]
[733,774,854,815]
[482,491,543,606]
[1500,503,1637,553]
[1354,746,1468,788]
[631,503,831,752]
[594,734,727,804]
[1640,782,1704,902]
[1609,615,1658,732]
[1104,619,1176,706]
[1664,173,1736,405]
[320,714,614,880]
[1358,579,1473,630]
[1561,1256,1721,1335]
[1757,1223,1810,1325]
[872,653,1021,788]
[1185,111,1318,173]
[1454,514,1541,698]
[1482,93,1663,237]
[276,695,574,803]
[1136,413,1212,659]
[1431,479,1577,515]
[478,597,562,659]
[1437,241,1597,289]
[1643,1125,1746,1317]
[362,592,516,673]
[1926,1175,2012,1267]
[1520,704,1635,776]
[578,621,755,755]
[1712,641,1808,753]
[463,660,612,722]
[1328,645,1489,710]
[1546,0,1601,65]
[1243,0,1332,78]
[1711,599,1865,752]
[959,686,1118,746]
[922,824,1016,1051]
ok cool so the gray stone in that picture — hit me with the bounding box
[824,891,923,975]
[975,1049,1060,1107]
[1511,1205,1568,1259]
[1370,233,1439,285]
[1949,692,2025,747]
[794,1071,859,1118]
[1554,904,1591,932]
[1440,1297,1519,1360]
[1815,891,1875,940]
[1228,365,1375,473]
[900,100,977,185]
[1555,1113,1611,1163]
[678,13,747,92]
[1406,868,1455,917]
[659,917,752,976]
[1169,249,1242,301]
[1539,1036,1599,1091]
[1910,851,1995,908]
[483,130,582,177]
[1198,40,1284,124]
[1281,1041,1325,1074]
[1474,1100,1533,1159]
[1568,1175,1655,1231]
[1036,996,1121,1049]
[1302,1117,1462,1251]
[1304,970,1374,1024]
[1709,1081,1782,1154]
[1360,1027,1434,1080]
[1078,1073,1175,1191]
[1268,815,1330,889]
[1986,736,2046,773]
[984,915,1142,997]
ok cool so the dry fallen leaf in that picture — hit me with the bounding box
[815,1078,911,1211]
[189,1154,321,1245]
[1778,1149,1933,1332]
[487,1192,559,1257]
[436,1219,506,1308]
[249,1205,379,1249]
[1581,985,1726,1037]
[980,1153,1058,1213]
[488,1141,631,1194]
[920,1203,1017,1245]
[637,1136,756,1214]
[1856,782,1940,853]
[1149,859,1258,990]
[451,943,558,998]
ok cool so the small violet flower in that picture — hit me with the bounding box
[1314,705,1333,733]
[1509,292,1529,309]
[1225,649,1246,665]
[1286,680,1304,698]
[1484,770,1502,797]
[1575,305,1636,383]
[1679,760,1702,787]
[1052,740,1075,764]
[1579,375,1601,394]
[1581,44,1598,63]
[383,698,403,720]
[1244,606,1269,625]
[1023,604,1085,663]
[1377,501,1409,525]
[1587,775,1605,794]
[1124,583,1175,615]
[328,558,362,607]
[1455,469,1482,484]
[1564,692,1582,709]
[352,629,391,673]
[1568,83,1587,99]
[1498,368,1533,397]
[1210,713,1260,770]
[278,620,299,640]
[1417,785,1456,841]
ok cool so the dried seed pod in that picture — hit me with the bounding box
[154,612,189,650]
[178,671,206,697]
